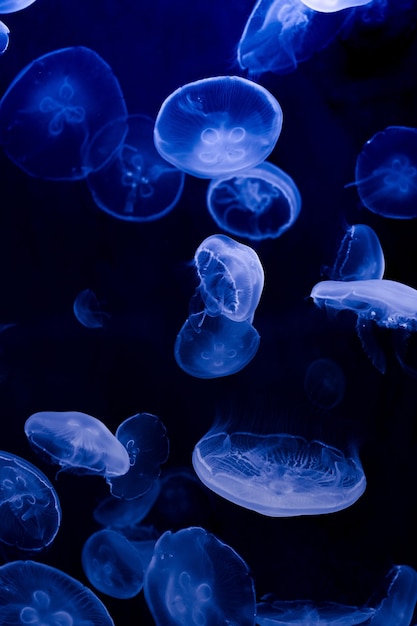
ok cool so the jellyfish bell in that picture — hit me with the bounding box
[73,288,110,329]
[369,564,417,626]
[256,597,375,625]
[326,223,385,281]
[299,0,372,12]
[0,20,9,54]
[0,0,36,12]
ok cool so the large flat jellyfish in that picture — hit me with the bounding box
[207,162,301,241]
[256,597,375,625]
[299,0,372,12]
[325,224,385,281]
[0,560,115,625]
[0,46,127,180]
[0,450,61,551]
[369,565,417,626]
[144,526,256,626]
[24,411,130,477]
[192,432,366,516]
[153,75,283,178]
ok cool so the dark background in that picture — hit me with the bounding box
[0,0,417,623]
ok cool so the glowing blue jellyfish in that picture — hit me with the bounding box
[326,224,385,281]
[192,432,366,516]
[73,288,110,329]
[350,126,417,219]
[144,526,256,626]
[0,0,36,12]
[0,46,127,180]
[256,597,375,625]
[207,162,301,240]
[0,21,9,54]
[107,413,169,500]
[237,0,348,75]
[175,314,260,379]
[0,450,61,551]
[154,76,283,178]
[24,411,130,477]
[300,0,372,12]
[304,358,346,409]
[370,565,417,626]
[94,480,161,529]
[82,529,144,599]
[0,560,115,625]
[86,114,185,221]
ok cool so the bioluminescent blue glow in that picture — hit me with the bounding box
[192,432,366,516]
[144,526,256,626]
[86,114,185,222]
[0,0,36,12]
[0,20,9,53]
[24,411,130,477]
[175,313,260,379]
[350,126,417,219]
[153,75,283,178]
[0,46,127,180]
[327,224,385,281]
[94,480,161,529]
[304,357,346,409]
[299,0,372,12]
[370,565,417,626]
[73,288,110,329]
[82,529,144,599]
[206,162,301,241]
[107,412,169,499]
[0,450,61,551]
[256,597,375,625]
[0,560,115,625]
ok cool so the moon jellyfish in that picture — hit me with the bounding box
[82,529,144,599]
[304,358,346,409]
[370,565,417,626]
[0,0,36,11]
[144,526,256,626]
[299,0,372,12]
[0,21,9,54]
[349,126,417,219]
[0,451,61,551]
[24,411,130,477]
[73,288,110,329]
[0,46,127,180]
[207,162,301,241]
[0,560,115,625]
[86,114,185,221]
[237,0,348,75]
[326,224,385,281]
[107,413,169,500]
[154,75,283,178]
[94,480,161,529]
[256,597,375,625]
[192,432,366,516]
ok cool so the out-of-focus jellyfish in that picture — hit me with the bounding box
[0,0,36,12]
[369,565,417,626]
[207,162,301,241]
[299,0,372,12]
[175,314,260,378]
[107,413,169,500]
[349,126,417,219]
[304,358,346,409]
[0,21,9,54]
[86,114,185,221]
[326,224,385,281]
[73,288,110,329]
[24,411,130,477]
[237,0,349,75]
[0,560,115,625]
[256,596,375,625]
[0,46,127,180]
[192,431,366,516]
[144,526,256,626]
[82,529,144,599]
[94,480,161,529]
[154,75,283,178]
[0,450,61,551]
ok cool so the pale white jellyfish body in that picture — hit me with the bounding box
[299,0,372,12]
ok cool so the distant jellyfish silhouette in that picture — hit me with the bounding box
[326,224,385,281]
[192,431,366,516]
[0,21,9,54]
[0,560,115,625]
[94,480,161,529]
[82,529,144,599]
[237,0,348,75]
[256,597,375,625]
[207,162,301,240]
[107,413,169,500]
[349,126,417,218]
[0,46,127,180]
[24,411,130,477]
[304,358,346,409]
[154,75,283,178]
[299,0,372,11]
[0,0,36,11]
[370,565,417,626]
[144,526,256,626]
[73,288,110,329]
[86,114,185,221]
[0,451,61,551]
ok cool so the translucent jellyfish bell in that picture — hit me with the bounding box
[207,162,301,240]
[256,597,375,625]
[299,0,372,12]
[0,46,127,180]
[0,21,9,54]
[154,75,283,178]
[327,224,385,280]
[370,564,417,626]
[73,288,110,329]
[192,432,366,516]
[0,0,36,12]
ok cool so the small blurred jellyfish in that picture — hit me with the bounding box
[237,0,349,75]
[299,0,372,12]
[0,21,9,54]
[369,565,417,626]
[325,224,385,281]
[304,358,346,409]
[0,46,127,180]
[82,529,144,599]
[256,596,375,625]
[154,75,283,178]
[192,431,366,516]
[94,480,161,529]
[86,114,185,221]
[0,560,115,625]
[348,126,417,218]
[24,410,130,477]
[0,0,36,11]
[107,413,169,500]
[144,526,256,626]
[0,450,61,551]
[207,162,301,241]
[73,288,110,329]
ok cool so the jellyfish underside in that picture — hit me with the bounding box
[256,597,375,625]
